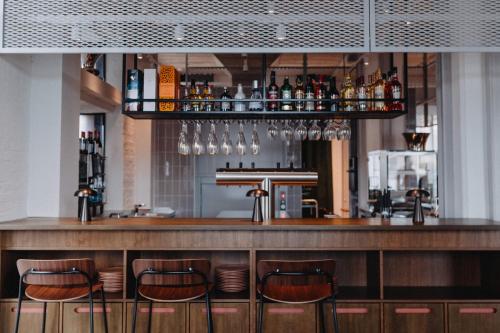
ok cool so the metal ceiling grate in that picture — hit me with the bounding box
[1,0,369,52]
[372,0,500,52]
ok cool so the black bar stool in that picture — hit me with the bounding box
[131,259,214,333]
[257,259,339,333]
[14,258,108,333]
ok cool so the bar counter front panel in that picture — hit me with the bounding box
[1,218,500,333]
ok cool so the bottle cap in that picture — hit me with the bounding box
[252,80,259,89]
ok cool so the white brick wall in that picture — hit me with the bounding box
[0,55,32,221]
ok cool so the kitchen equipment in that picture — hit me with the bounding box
[246,189,269,223]
[74,187,97,223]
[406,189,430,225]
[217,168,318,221]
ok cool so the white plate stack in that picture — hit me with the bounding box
[98,267,124,293]
[215,265,249,293]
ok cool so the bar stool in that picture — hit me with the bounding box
[131,259,214,333]
[14,258,108,333]
[257,259,339,333]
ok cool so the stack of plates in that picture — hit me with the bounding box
[215,265,249,293]
[98,267,124,293]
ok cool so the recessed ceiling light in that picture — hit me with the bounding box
[174,24,185,41]
[276,24,286,41]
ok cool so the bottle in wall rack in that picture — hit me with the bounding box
[315,75,327,111]
[234,84,247,112]
[249,80,263,111]
[389,67,403,111]
[305,76,315,112]
[357,76,367,111]
[202,80,215,112]
[182,85,191,112]
[341,74,355,112]
[280,76,293,111]
[329,76,340,112]
[295,75,305,112]
[220,87,232,111]
[189,79,202,112]
[267,71,279,111]
[373,69,386,111]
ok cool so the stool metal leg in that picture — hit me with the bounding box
[131,288,139,333]
[318,301,325,333]
[89,290,94,333]
[14,278,24,333]
[331,298,339,333]
[101,287,109,333]
[147,301,153,333]
[41,302,47,333]
[205,293,214,333]
[258,295,265,333]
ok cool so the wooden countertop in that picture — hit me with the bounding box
[0,217,499,231]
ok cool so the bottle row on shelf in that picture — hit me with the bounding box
[79,130,104,156]
[79,130,106,205]
[124,67,404,113]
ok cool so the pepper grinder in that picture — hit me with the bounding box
[74,188,97,223]
[246,189,269,223]
[406,189,430,225]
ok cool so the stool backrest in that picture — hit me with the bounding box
[132,259,211,286]
[17,259,96,286]
[257,259,336,285]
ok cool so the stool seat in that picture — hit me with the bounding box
[258,283,332,304]
[138,283,213,302]
[25,282,104,302]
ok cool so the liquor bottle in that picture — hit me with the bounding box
[383,72,392,111]
[341,74,355,111]
[202,80,215,112]
[94,130,102,156]
[366,75,373,111]
[87,131,95,155]
[249,80,263,111]
[280,76,293,111]
[295,75,305,111]
[80,132,87,154]
[305,76,315,112]
[125,69,143,112]
[329,76,340,112]
[234,83,246,112]
[357,76,367,111]
[267,71,279,111]
[373,69,386,111]
[389,67,403,111]
[182,85,191,112]
[315,75,327,111]
[189,79,202,112]
[220,87,232,111]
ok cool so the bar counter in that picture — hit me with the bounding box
[2,218,500,332]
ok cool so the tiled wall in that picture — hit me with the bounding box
[151,121,302,218]
[151,120,195,217]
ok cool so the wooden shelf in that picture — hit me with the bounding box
[122,110,406,121]
[384,287,500,300]
[80,69,121,111]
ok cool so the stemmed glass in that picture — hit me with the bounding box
[192,121,205,155]
[338,120,352,141]
[207,122,219,155]
[236,121,247,156]
[177,121,191,155]
[308,120,322,141]
[323,120,338,141]
[250,122,261,155]
[221,121,233,156]
[280,120,294,145]
[267,120,279,140]
[294,120,308,141]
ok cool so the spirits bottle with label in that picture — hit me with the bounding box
[220,87,232,111]
[295,75,305,111]
[305,76,315,112]
[357,76,367,111]
[189,79,202,112]
[373,69,386,111]
[202,80,215,112]
[280,76,293,111]
[267,71,279,111]
[329,76,340,112]
[389,67,403,111]
[315,75,327,111]
[341,74,355,111]
[234,83,246,112]
[249,80,263,111]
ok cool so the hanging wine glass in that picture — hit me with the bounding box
[207,122,219,155]
[221,121,233,156]
[323,120,338,141]
[293,120,308,141]
[267,120,279,140]
[308,120,322,141]
[192,121,205,155]
[280,120,294,144]
[250,122,261,155]
[338,120,351,141]
[178,121,191,155]
[236,121,247,156]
